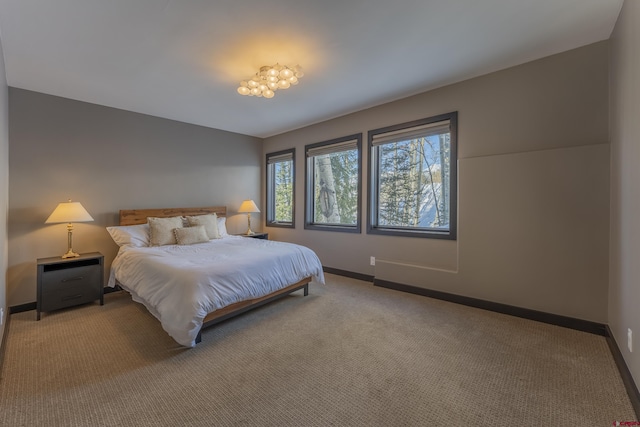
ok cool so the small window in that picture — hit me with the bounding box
[305,134,362,233]
[266,149,295,228]
[368,112,457,239]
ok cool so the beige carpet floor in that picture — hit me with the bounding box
[0,274,636,426]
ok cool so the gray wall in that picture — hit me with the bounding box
[0,34,8,343]
[609,0,640,389]
[8,89,262,306]
[263,41,610,323]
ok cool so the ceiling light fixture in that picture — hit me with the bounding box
[237,64,303,98]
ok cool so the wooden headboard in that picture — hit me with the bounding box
[119,206,227,226]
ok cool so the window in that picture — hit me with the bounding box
[266,149,295,228]
[368,112,457,239]
[305,134,362,233]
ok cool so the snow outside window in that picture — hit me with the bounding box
[368,112,458,240]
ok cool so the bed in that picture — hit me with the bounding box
[106,206,324,347]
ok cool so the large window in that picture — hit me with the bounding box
[266,149,295,228]
[305,134,362,233]
[368,112,457,239]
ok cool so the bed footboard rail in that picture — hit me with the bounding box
[195,278,311,344]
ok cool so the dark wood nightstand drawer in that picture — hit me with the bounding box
[41,283,99,311]
[41,265,101,295]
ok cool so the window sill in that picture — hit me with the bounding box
[367,226,456,240]
[304,223,361,234]
[266,222,295,229]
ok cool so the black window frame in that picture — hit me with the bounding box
[266,148,296,229]
[304,134,362,233]
[367,112,458,240]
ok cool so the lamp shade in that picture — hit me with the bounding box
[238,200,260,213]
[45,201,94,224]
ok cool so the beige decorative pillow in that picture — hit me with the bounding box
[174,225,209,245]
[185,213,220,239]
[148,216,183,246]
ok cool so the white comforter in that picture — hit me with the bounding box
[108,236,324,347]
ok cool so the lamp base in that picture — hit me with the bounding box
[61,250,80,259]
[245,212,255,235]
[61,225,80,258]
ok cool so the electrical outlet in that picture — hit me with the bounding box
[629,328,633,353]
[370,256,376,266]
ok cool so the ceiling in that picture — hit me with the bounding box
[0,0,624,138]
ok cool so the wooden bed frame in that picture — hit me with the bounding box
[118,206,311,344]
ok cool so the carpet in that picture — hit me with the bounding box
[0,274,635,426]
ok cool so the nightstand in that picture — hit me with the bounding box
[36,252,104,320]
[237,232,269,240]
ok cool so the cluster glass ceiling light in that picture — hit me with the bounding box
[237,64,303,98]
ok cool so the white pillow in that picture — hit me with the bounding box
[106,224,150,247]
[217,216,229,237]
[185,213,220,239]
[148,216,184,246]
[174,225,209,245]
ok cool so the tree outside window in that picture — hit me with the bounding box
[305,134,362,233]
[266,149,295,228]
[368,112,457,239]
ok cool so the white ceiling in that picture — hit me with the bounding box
[0,0,624,138]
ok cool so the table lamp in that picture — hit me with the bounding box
[238,200,260,235]
[45,199,94,258]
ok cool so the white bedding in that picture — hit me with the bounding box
[108,236,324,347]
